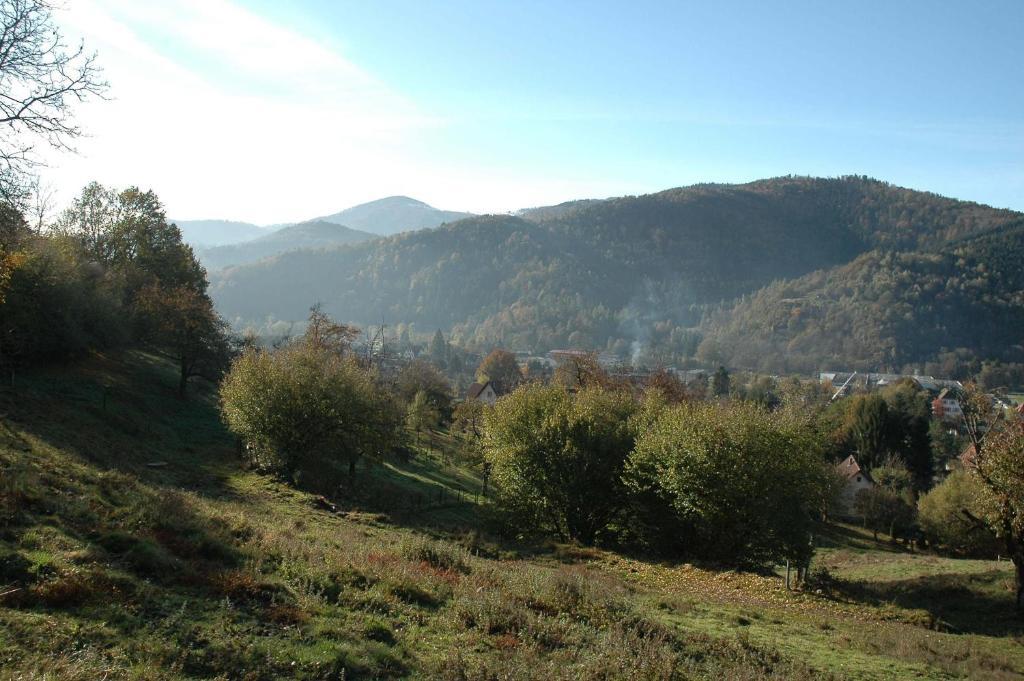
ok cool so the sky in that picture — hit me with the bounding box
[42,0,1024,223]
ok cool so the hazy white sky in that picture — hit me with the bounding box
[42,0,1024,224]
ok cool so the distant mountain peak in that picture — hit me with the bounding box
[312,196,472,236]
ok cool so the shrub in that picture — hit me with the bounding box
[220,339,400,483]
[919,471,1000,556]
[399,536,470,574]
[483,384,638,543]
[624,402,826,566]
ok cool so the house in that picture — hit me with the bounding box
[835,455,874,518]
[932,388,963,423]
[820,371,963,398]
[466,380,498,406]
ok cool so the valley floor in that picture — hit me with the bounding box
[1,353,1021,680]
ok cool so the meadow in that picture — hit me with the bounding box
[1,353,1021,680]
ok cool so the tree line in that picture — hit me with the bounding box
[0,183,233,395]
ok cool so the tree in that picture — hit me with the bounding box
[967,421,1024,613]
[0,0,108,203]
[304,304,359,355]
[476,348,522,395]
[406,389,440,445]
[644,368,688,404]
[845,394,890,470]
[452,398,485,440]
[958,382,996,458]
[220,340,399,486]
[553,352,611,391]
[429,329,448,369]
[929,419,962,478]
[483,385,638,543]
[880,380,933,490]
[395,359,452,416]
[54,183,207,305]
[711,366,730,398]
[135,283,232,397]
[624,402,826,566]
[918,471,999,556]
[853,486,915,542]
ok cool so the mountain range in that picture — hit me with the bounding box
[311,196,473,236]
[196,220,377,271]
[173,219,268,248]
[206,176,1024,373]
[175,196,472,256]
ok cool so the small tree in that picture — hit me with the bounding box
[220,326,399,486]
[406,389,440,446]
[429,329,448,369]
[452,398,485,440]
[845,393,890,470]
[644,368,688,404]
[711,366,730,398]
[483,384,638,543]
[476,348,522,394]
[395,359,452,417]
[136,283,232,397]
[967,421,1024,614]
[624,401,826,566]
[854,486,915,542]
[553,352,611,391]
[918,471,999,556]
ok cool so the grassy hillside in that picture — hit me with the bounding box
[1,354,1022,679]
[210,177,1021,362]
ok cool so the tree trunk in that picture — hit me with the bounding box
[178,358,188,398]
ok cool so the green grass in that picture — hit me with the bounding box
[1,352,1022,679]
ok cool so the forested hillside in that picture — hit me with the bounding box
[698,221,1024,374]
[197,220,376,270]
[211,177,1021,367]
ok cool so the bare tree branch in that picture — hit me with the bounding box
[0,0,107,204]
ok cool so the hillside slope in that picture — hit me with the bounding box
[198,220,377,271]
[313,196,473,236]
[699,221,1024,373]
[1,353,1022,679]
[211,177,1020,360]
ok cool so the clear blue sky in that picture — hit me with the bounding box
[57,0,1023,220]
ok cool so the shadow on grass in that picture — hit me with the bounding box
[815,522,911,554]
[837,570,1023,637]
[0,351,244,502]
[326,452,486,533]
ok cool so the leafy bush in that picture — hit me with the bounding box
[220,338,400,485]
[854,486,916,541]
[482,384,638,543]
[624,402,826,566]
[918,471,999,556]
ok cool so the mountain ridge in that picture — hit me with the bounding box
[311,195,474,236]
[197,220,377,271]
[208,176,1022,369]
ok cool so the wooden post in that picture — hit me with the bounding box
[786,560,791,590]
